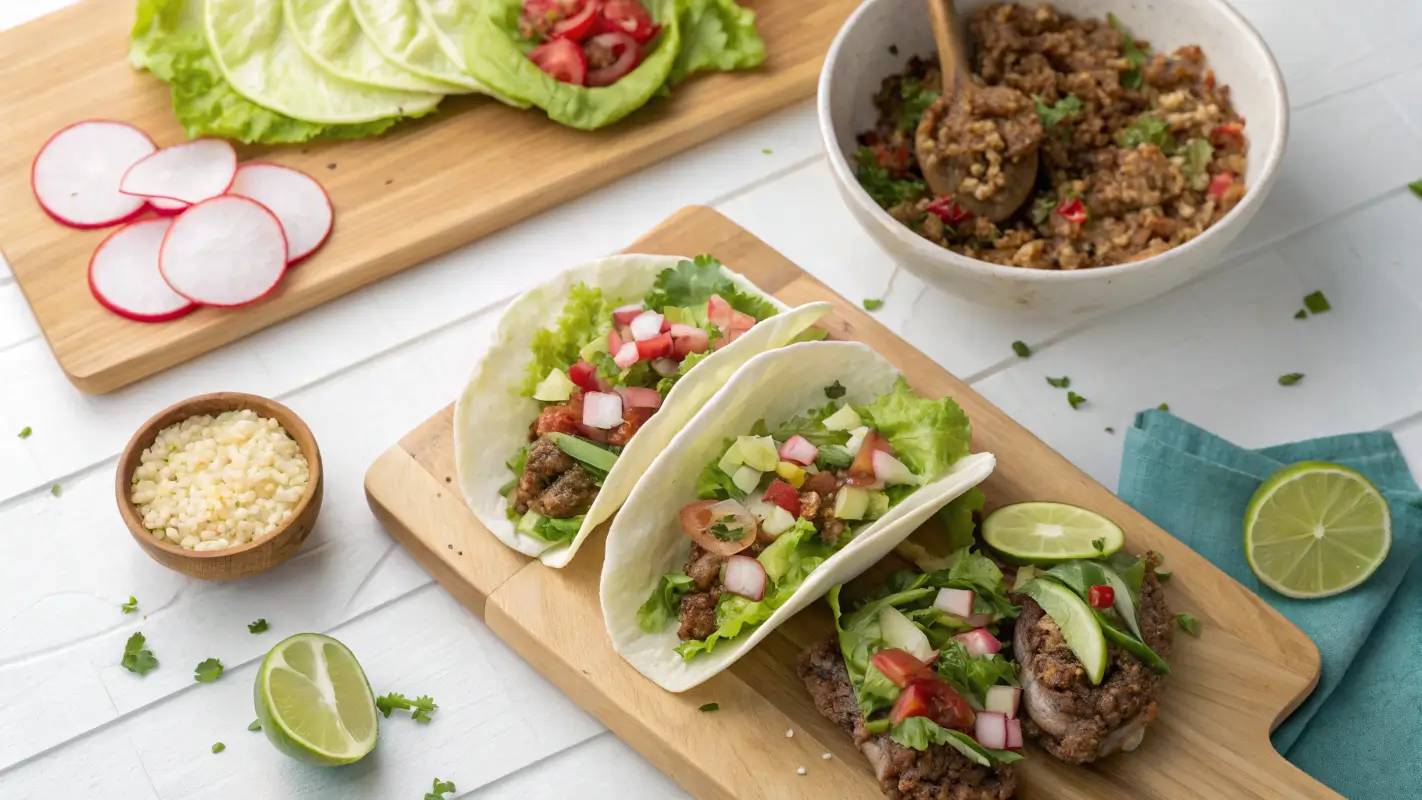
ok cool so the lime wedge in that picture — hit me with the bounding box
[1245,461,1391,599]
[982,502,1125,563]
[254,633,379,765]
[1018,579,1108,684]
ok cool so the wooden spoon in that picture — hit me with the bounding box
[916,0,1040,223]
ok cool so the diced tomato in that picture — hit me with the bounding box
[595,0,658,43]
[584,32,640,87]
[635,332,673,359]
[671,325,709,357]
[889,679,976,732]
[1210,121,1245,149]
[803,470,839,496]
[660,317,672,332]
[532,404,582,437]
[612,304,644,325]
[568,361,600,392]
[728,310,756,333]
[606,405,655,446]
[678,499,757,556]
[873,142,911,174]
[608,328,624,353]
[528,38,588,85]
[871,648,937,688]
[712,329,743,351]
[1056,197,1087,224]
[926,196,973,225]
[707,294,733,331]
[846,429,884,486]
[574,422,608,442]
[1207,172,1236,199]
[762,479,802,517]
[1088,584,1115,609]
[550,0,599,41]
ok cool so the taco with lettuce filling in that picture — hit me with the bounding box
[601,341,996,691]
[454,254,830,567]
[798,549,1025,800]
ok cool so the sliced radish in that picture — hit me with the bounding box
[778,435,818,466]
[954,628,1002,658]
[613,341,640,369]
[32,120,155,229]
[581,391,623,429]
[723,554,766,601]
[612,303,644,325]
[159,196,287,308]
[617,386,662,409]
[121,139,237,205]
[227,163,334,264]
[1005,718,1023,749]
[985,685,1021,718]
[88,219,196,323]
[147,196,189,216]
[934,588,976,618]
[975,711,1008,749]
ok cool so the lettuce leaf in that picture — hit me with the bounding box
[696,444,747,501]
[130,0,413,143]
[937,487,985,552]
[891,720,1023,764]
[857,379,972,479]
[667,0,767,85]
[522,283,613,396]
[675,518,828,659]
[832,584,936,717]
[934,638,1018,706]
[532,514,583,542]
[638,572,695,632]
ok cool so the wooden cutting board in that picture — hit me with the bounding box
[364,206,1339,800]
[0,0,855,394]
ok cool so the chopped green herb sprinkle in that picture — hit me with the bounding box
[824,381,846,400]
[1303,291,1330,314]
[1046,376,1070,389]
[121,596,138,614]
[1293,309,1307,320]
[761,148,772,155]
[1067,391,1086,410]
[699,703,720,712]
[120,631,158,675]
[211,742,225,754]
[1176,613,1202,636]
[50,484,61,497]
[1012,341,1031,358]
[862,298,884,311]
[888,44,899,55]
[1410,179,1422,199]
[1278,373,1305,386]
[248,719,262,731]
[18,426,32,439]
[1157,403,1170,412]
[194,657,224,683]
[248,618,269,634]
[1091,538,1105,554]
[1104,427,1115,434]
[426,778,457,800]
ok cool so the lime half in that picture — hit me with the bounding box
[982,502,1125,563]
[1245,461,1391,599]
[255,633,379,765]
[1018,579,1108,684]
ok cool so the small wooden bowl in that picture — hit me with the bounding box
[116,392,323,580]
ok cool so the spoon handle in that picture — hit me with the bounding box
[924,0,967,93]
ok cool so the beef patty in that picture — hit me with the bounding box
[798,639,1018,800]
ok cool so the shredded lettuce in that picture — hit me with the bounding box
[856,378,972,480]
[522,283,614,396]
[937,487,985,552]
[531,514,582,542]
[667,0,767,84]
[935,638,1018,706]
[696,441,748,501]
[890,720,1022,765]
[638,572,695,632]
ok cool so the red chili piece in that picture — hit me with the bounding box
[1088,584,1115,609]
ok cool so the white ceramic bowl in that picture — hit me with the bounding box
[818,0,1288,314]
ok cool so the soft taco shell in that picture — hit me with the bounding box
[454,253,832,568]
[601,341,996,692]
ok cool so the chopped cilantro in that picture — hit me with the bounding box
[1303,291,1330,314]
[1011,341,1031,358]
[1067,391,1086,410]
[194,657,224,683]
[1410,180,1422,199]
[18,426,31,439]
[211,742,225,754]
[121,596,138,614]
[1091,538,1105,554]
[120,632,158,676]
[248,720,262,731]
[1116,115,1173,152]
[1176,613,1202,636]
[761,148,772,155]
[1046,376,1070,389]
[1109,13,1150,90]
[1033,94,1082,128]
[1294,309,1307,320]
[699,702,720,712]
[376,692,438,723]
[824,381,847,400]
[248,618,269,634]
[50,484,61,497]
[854,147,927,209]
[426,778,457,800]
[863,298,884,311]
[1278,373,1305,386]
[643,255,779,322]
[707,514,744,542]
[896,76,940,133]
[1180,138,1214,191]
[1104,427,1115,434]
[1157,402,1170,411]
[1029,195,1057,225]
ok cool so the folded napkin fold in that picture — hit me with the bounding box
[1118,411,1422,800]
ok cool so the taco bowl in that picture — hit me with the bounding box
[454,253,831,567]
[601,341,996,691]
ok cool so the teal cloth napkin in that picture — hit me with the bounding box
[1118,411,1422,800]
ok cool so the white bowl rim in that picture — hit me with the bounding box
[817,0,1290,284]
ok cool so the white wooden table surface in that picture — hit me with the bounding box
[3,0,1421,797]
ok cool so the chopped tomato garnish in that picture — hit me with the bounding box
[728,310,756,333]
[608,327,624,353]
[889,679,976,732]
[568,361,600,392]
[926,196,973,226]
[1088,584,1115,609]
[1207,172,1235,199]
[1056,197,1087,224]
[762,479,802,517]
[552,0,599,40]
[846,429,884,486]
[707,294,733,330]
[532,404,582,437]
[606,405,655,446]
[594,0,658,43]
[873,142,912,174]
[528,38,588,85]
[634,331,673,360]
[871,648,937,688]
[1210,121,1245,148]
[584,31,640,87]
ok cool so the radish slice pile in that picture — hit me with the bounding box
[32,121,156,228]
[32,120,336,322]
[88,219,196,323]
[120,139,237,205]
[227,163,333,264]
[160,197,288,308]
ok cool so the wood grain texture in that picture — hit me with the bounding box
[0,0,856,394]
[365,206,1339,799]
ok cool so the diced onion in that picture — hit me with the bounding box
[1005,718,1023,749]
[723,554,766,601]
[581,391,623,429]
[630,310,664,341]
[613,341,640,369]
[985,686,1020,719]
[762,505,795,536]
[651,357,679,377]
[974,712,1008,750]
[777,435,818,466]
[933,588,975,618]
[732,465,762,495]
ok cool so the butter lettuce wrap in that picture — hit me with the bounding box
[454,254,830,568]
[601,341,996,691]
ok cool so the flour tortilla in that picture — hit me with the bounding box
[454,254,832,568]
[600,341,996,692]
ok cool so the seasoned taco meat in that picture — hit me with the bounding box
[1012,554,1173,763]
[516,436,598,518]
[684,542,726,592]
[798,639,1018,800]
[678,590,719,641]
[531,464,598,518]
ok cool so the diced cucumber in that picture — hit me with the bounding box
[549,433,618,474]
[845,426,869,456]
[833,486,870,520]
[763,505,796,536]
[533,368,576,402]
[718,442,744,476]
[775,461,806,488]
[748,498,776,521]
[823,405,863,431]
[579,336,609,363]
[732,465,763,495]
[878,606,934,661]
[737,435,780,471]
[866,491,890,520]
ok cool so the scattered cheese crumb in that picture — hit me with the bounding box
[796,767,806,776]
[822,753,833,760]
[785,728,794,738]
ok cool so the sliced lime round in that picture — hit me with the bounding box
[982,501,1125,563]
[1018,578,1108,684]
[254,633,379,766]
[1245,461,1391,599]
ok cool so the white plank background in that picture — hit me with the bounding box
[2,0,1421,796]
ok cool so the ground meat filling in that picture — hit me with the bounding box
[918,84,1045,204]
[798,639,1017,800]
[1011,553,1173,763]
[678,588,719,641]
[858,2,1248,270]
[515,436,599,518]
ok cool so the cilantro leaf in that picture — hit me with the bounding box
[18,426,31,439]
[425,778,457,799]
[1011,341,1030,358]
[1045,376,1070,389]
[121,631,158,676]
[377,691,438,722]
[410,695,438,723]
[699,702,720,712]
[248,618,269,634]
[121,596,138,614]
[1303,290,1330,314]
[937,487,985,553]
[376,692,408,718]
[211,742,225,753]
[248,720,262,731]
[863,298,884,311]
[1091,538,1105,554]
[935,638,1019,706]
[642,255,778,323]
[1116,115,1174,152]
[824,381,847,400]
[1278,372,1305,386]
[50,483,61,497]
[1029,195,1056,225]
[1067,391,1087,410]
[1033,94,1081,128]
[1410,180,1422,199]
[697,444,748,502]
[638,573,696,632]
[1294,309,1307,320]
[1157,402,1170,411]
[854,147,927,209]
[1181,138,1214,191]
[1177,612,1202,636]
[193,657,224,683]
[894,75,939,133]
[1109,13,1150,90]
